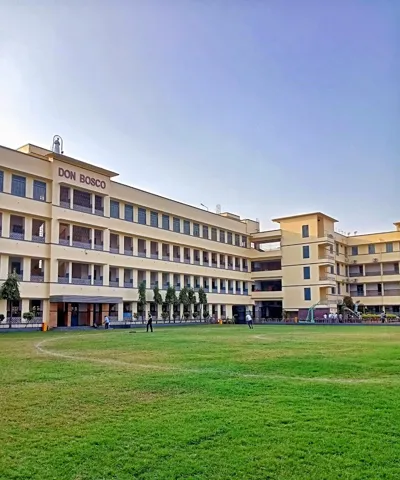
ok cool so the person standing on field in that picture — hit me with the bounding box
[104,315,110,330]
[246,312,253,329]
[147,312,153,333]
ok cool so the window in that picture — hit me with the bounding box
[211,227,217,241]
[33,180,46,201]
[368,244,375,254]
[124,204,133,222]
[302,225,309,238]
[0,170,3,192]
[336,263,340,275]
[330,265,334,274]
[173,217,180,233]
[304,288,311,301]
[336,243,339,255]
[220,230,225,243]
[227,232,232,244]
[356,284,363,296]
[138,208,146,225]
[11,175,26,197]
[150,211,158,228]
[162,214,170,230]
[302,245,310,259]
[331,287,336,295]
[183,220,190,235]
[386,242,393,253]
[110,200,120,219]
[303,266,310,280]
[202,225,209,239]
[338,284,341,295]
[351,246,358,256]
[193,223,200,237]
[242,236,248,247]
[235,234,240,246]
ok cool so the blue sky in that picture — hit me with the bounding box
[1,1,398,234]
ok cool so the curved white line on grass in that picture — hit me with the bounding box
[34,332,399,386]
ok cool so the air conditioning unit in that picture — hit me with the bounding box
[352,260,357,264]
[373,258,379,263]
[352,279,358,283]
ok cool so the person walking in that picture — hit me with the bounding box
[146,312,153,333]
[104,315,110,330]
[246,311,253,329]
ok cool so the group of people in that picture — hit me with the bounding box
[103,313,154,332]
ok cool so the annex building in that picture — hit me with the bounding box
[0,141,399,327]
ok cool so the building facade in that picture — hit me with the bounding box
[0,142,399,327]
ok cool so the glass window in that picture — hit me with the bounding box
[302,225,309,238]
[211,228,217,241]
[33,180,46,201]
[150,211,158,228]
[368,244,375,254]
[124,204,133,222]
[138,208,146,225]
[110,200,120,219]
[303,266,310,280]
[331,287,336,295]
[302,245,310,259]
[162,214,170,230]
[351,246,358,256]
[386,242,393,253]
[0,170,3,192]
[193,223,200,237]
[220,230,225,243]
[336,243,339,255]
[304,287,311,301]
[11,175,26,197]
[183,220,190,235]
[242,236,248,247]
[235,234,240,246]
[227,232,232,244]
[173,217,180,233]
[202,225,209,239]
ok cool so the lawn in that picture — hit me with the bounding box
[1,325,400,480]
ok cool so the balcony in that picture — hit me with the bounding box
[243,289,248,295]
[385,289,400,296]
[94,279,103,286]
[319,274,336,282]
[124,280,133,288]
[243,265,248,272]
[94,242,103,251]
[72,277,91,285]
[319,231,335,245]
[109,280,119,287]
[365,290,382,297]
[194,258,200,265]
[184,258,190,264]
[151,253,159,260]
[204,286,209,293]
[124,248,133,256]
[365,270,381,277]
[58,276,69,284]
[30,274,44,283]
[211,262,217,268]
[212,287,218,293]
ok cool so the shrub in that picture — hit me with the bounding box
[22,311,34,321]
[0,314,5,322]
[161,311,169,320]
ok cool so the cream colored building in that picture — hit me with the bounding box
[0,142,399,327]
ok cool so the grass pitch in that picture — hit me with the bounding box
[1,325,400,479]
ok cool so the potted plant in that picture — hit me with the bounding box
[192,311,198,321]
[183,311,190,321]
[22,311,34,322]
[0,314,5,323]
[161,311,169,321]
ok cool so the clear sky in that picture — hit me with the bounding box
[1,1,398,234]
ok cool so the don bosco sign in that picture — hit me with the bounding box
[58,167,107,190]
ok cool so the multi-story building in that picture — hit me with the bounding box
[0,141,399,327]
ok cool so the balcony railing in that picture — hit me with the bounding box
[184,258,190,264]
[212,262,217,268]
[138,251,146,258]
[110,247,119,254]
[365,290,382,297]
[383,270,400,276]
[10,232,24,240]
[204,286,209,292]
[349,272,361,277]
[228,288,233,294]
[228,265,233,270]
[124,249,133,256]
[162,255,170,261]
[30,275,44,283]
[32,235,45,243]
[94,243,103,251]
[384,289,400,296]
[151,253,158,259]
[243,289,248,295]
[236,288,241,294]
[194,259,200,265]
[109,280,119,287]
[58,276,69,284]
[319,275,335,281]
[72,241,91,249]
[60,200,70,209]
[365,271,381,277]
[93,279,103,286]
[124,281,133,288]
[73,204,92,214]
[350,292,364,297]
[243,266,248,272]
[94,208,104,216]
[72,278,91,285]
[212,287,218,293]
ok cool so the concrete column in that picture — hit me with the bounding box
[133,269,138,288]
[0,255,9,279]
[21,298,30,318]
[42,300,50,325]
[91,229,95,249]
[49,302,58,328]
[119,235,124,255]
[145,270,151,288]
[103,229,110,251]
[146,240,151,258]
[91,193,95,214]
[190,248,194,264]
[2,212,10,237]
[180,274,184,290]
[132,237,138,256]
[26,178,33,199]
[179,246,184,263]
[190,275,194,289]
[103,196,110,217]
[25,217,32,241]
[68,224,73,246]
[68,262,72,283]
[117,302,124,321]
[23,258,30,282]
[3,171,11,193]
[69,188,73,209]
[90,264,95,285]
[159,242,163,260]
[158,272,163,288]
[226,305,233,319]
[119,267,124,287]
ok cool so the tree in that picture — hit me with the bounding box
[138,281,147,320]
[178,287,190,319]
[0,273,21,328]
[198,287,208,322]
[187,288,197,318]
[152,285,163,319]
[342,295,354,311]
[165,286,177,322]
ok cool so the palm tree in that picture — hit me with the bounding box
[1,273,21,328]
[165,286,177,322]
[178,287,190,320]
[198,287,208,322]
[187,288,197,319]
[152,285,163,321]
[138,281,147,322]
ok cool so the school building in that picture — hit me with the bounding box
[0,140,399,327]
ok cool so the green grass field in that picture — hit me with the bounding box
[1,325,400,480]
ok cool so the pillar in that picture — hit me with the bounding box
[2,212,10,237]
[25,217,32,241]
[21,299,30,318]
[132,237,138,256]
[91,229,95,249]
[23,258,30,282]
[117,302,124,321]
[48,302,57,328]
[133,269,138,288]
[103,264,109,286]
[119,267,124,287]
[69,224,73,246]
[42,300,50,325]
[226,305,233,319]
[91,193,95,214]
[68,262,72,283]
[90,264,95,285]
[103,229,110,251]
